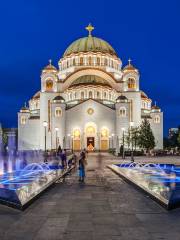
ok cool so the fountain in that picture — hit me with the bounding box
[0,128,74,209]
[108,162,180,209]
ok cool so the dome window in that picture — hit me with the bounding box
[55,107,62,117]
[119,107,126,117]
[97,91,100,99]
[46,79,53,91]
[69,93,72,101]
[104,92,107,99]
[21,116,26,125]
[89,91,93,98]
[128,78,136,89]
[97,57,100,66]
[81,91,85,99]
[80,57,83,66]
[154,115,160,124]
[88,56,92,65]
[104,58,108,66]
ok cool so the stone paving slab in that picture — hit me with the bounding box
[0,153,180,239]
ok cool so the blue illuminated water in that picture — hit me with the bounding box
[0,155,63,191]
[111,162,180,209]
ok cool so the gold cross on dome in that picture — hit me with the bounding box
[85,23,94,36]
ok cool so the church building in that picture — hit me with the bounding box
[18,24,163,152]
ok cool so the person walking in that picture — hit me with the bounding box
[60,149,67,171]
[57,145,62,155]
[78,149,86,182]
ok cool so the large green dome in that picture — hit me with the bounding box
[63,36,117,57]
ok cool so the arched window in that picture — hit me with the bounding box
[74,92,77,99]
[35,102,38,109]
[55,107,62,117]
[109,93,112,100]
[104,92,107,99]
[119,107,126,117]
[81,91,85,99]
[142,101,146,109]
[73,58,76,66]
[73,129,80,138]
[97,91,100,99]
[80,57,83,66]
[69,93,72,101]
[104,58,108,66]
[88,56,92,65]
[86,126,95,135]
[89,91,93,98]
[46,80,53,91]
[128,78,136,89]
[154,115,160,124]
[21,116,26,125]
[97,57,100,65]
[101,128,109,138]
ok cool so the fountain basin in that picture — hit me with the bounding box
[0,163,71,210]
[108,163,180,210]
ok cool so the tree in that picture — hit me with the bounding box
[124,127,139,151]
[177,132,180,147]
[131,127,139,151]
[138,118,155,152]
[163,137,171,149]
[125,128,131,150]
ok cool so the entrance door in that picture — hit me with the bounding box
[87,137,94,151]
[101,140,108,151]
[73,140,81,151]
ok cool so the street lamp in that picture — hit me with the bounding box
[111,133,115,149]
[121,127,125,159]
[67,134,71,150]
[43,121,48,162]
[71,135,74,153]
[109,136,111,149]
[55,127,59,153]
[130,122,134,162]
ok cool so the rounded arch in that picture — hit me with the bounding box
[84,122,97,137]
[100,127,109,138]
[62,68,118,91]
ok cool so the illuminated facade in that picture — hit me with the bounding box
[18,24,163,151]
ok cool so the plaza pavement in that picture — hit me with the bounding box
[0,153,180,239]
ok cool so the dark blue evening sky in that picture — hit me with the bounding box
[0,0,179,135]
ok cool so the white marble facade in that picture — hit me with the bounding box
[18,25,163,151]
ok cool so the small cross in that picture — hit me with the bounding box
[85,23,94,36]
[128,58,132,65]
[49,59,52,65]
[155,101,157,106]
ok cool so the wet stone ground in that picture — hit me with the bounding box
[0,153,180,240]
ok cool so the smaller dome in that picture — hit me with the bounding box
[151,104,161,113]
[32,91,40,99]
[116,95,128,102]
[20,106,29,113]
[152,105,160,110]
[53,96,65,102]
[141,91,148,99]
[123,59,138,72]
[42,60,57,72]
